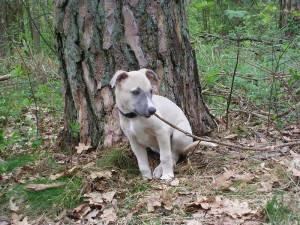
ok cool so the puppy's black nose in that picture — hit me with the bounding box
[148,107,156,115]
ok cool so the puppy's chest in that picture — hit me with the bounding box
[122,121,158,147]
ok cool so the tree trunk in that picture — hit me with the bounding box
[0,1,6,56]
[31,0,41,51]
[53,0,216,149]
[279,0,300,36]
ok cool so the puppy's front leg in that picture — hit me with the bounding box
[129,139,152,179]
[156,137,174,180]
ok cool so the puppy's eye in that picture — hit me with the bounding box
[131,89,140,95]
[150,89,153,95]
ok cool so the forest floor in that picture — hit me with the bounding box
[0,99,299,225]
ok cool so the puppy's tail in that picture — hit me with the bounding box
[183,141,218,155]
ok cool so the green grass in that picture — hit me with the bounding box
[0,154,36,174]
[97,147,139,175]
[266,195,300,225]
[3,176,83,218]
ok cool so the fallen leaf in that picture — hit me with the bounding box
[90,171,112,180]
[224,134,238,139]
[186,220,202,225]
[10,214,30,225]
[146,196,161,212]
[217,180,234,191]
[73,203,89,213]
[24,182,65,191]
[170,178,179,187]
[292,168,300,177]
[291,151,300,160]
[100,207,117,222]
[233,173,255,182]
[84,191,116,206]
[9,198,19,212]
[258,181,273,192]
[75,143,91,154]
[85,209,100,222]
[49,166,80,180]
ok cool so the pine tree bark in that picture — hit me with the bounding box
[53,0,216,149]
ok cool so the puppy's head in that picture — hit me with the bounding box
[110,69,158,118]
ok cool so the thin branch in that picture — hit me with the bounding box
[22,0,56,54]
[197,32,274,44]
[0,74,10,82]
[225,41,240,129]
[154,113,300,151]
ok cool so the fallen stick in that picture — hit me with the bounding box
[154,113,300,151]
[0,74,10,82]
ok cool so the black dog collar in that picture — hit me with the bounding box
[119,110,137,118]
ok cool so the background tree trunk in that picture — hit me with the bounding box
[53,0,216,149]
[279,0,300,36]
[31,0,41,51]
[0,1,7,57]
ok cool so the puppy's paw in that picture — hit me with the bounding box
[153,165,163,179]
[160,172,174,180]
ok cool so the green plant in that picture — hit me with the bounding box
[71,121,80,139]
[5,177,83,218]
[0,154,36,174]
[97,147,139,175]
[266,195,300,224]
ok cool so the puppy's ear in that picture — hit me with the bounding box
[139,68,158,84]
[110,70,128,88]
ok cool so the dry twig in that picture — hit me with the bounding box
[154,113,300,151]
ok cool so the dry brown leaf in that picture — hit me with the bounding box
[292,168,300,177]
[170,178,179,187]
[291,151,300,159]
[11,214,30,225]
[84,191,116,206]
[24,182,65,191]
[85,209,100,222]
[233,173,255,182]
[218,180,234,191]
[216,169,236,182]
[9,198,19,212]
[71,204,91,220]
[146,196,161,212]
[224,134,238,139]
[49,166,80,180]
[90,171,112,180]
[73,203,89,213]
[100,207,117,222]
[75,143,92,154]
[186,220,202,225]
[209,198,253,219]
[258,181,273,192]
[102,191,116,202]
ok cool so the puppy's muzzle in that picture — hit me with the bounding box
[148,107,156,116]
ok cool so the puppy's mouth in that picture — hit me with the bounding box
[133,110,152,118]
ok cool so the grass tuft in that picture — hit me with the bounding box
[266,194,300,224]
[97,147,139,175]
[5,177,83,218]
[0,154,36,174]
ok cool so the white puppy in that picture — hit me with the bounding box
[110,69,216,180]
